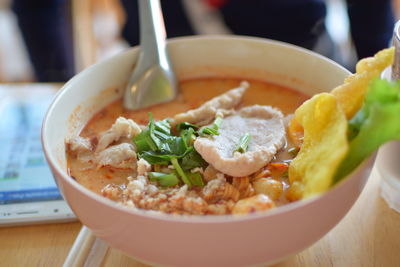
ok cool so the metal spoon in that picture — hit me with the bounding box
[123,0,177,110]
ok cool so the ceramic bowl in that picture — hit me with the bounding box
[42,36,372,266]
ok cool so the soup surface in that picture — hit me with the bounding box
[67,78,309,215]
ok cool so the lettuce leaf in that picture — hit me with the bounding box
[334,79,400,182]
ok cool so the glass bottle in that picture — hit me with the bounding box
[376,20,400,212]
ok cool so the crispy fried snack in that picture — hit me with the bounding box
[288,93,348,199]
[331,47,394,119]
[287,47,394,199]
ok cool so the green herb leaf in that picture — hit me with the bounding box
[165,136,188,156]
[149,115,173,150]
[133,114,170,152]
[198,127,219,136]
[176,122,199,133]
[181,127,196,148]
[171,158,192,187]
[154,119,171,136]
[134,138,152,152]
[134,127,157,152]
[134,114,209,187]
[139,151,173,165]
[233,133,251,154]
[180,149,207,171]
[334,79,400,182]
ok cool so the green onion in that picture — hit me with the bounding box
[186,172,205,186]
[233,133,251,154]
[181,127,196,148]
[148,172,179,187]
[176,122,198,133]
[171,158,192,187]
[213,116,223,128]
[198,127,219,136]
[148,172,165,181]
[198,116,223,137]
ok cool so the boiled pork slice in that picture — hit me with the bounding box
[66,135,92,152]
[194,105,286,177]
[96,117,142,152]
[94,143,137,169]
[171,81,249,127]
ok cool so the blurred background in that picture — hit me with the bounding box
[0,0,398,83]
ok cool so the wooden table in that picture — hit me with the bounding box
[2,166,400,266]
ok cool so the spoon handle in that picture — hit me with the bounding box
[138,0,168,69]
[124,0,177,110]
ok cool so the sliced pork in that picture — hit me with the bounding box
[171,81,249,126]
[194,105,286,177]
[96,117,141,152]
[94,143,137,169]
[66,135,92,152]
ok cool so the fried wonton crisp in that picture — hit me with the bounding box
[288,93,348,199]
[331,47,394,119]
[287,47,395,200]
[334,79,400,182]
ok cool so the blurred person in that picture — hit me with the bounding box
[120,0,394,61]
[218,0,395,60]
[12,0,74,82]
[12,0,394,82]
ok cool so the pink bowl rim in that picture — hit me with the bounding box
[42,35,354,224]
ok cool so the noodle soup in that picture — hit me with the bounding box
[66,77,308,215]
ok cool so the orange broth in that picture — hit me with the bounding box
[68,78,309,194]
